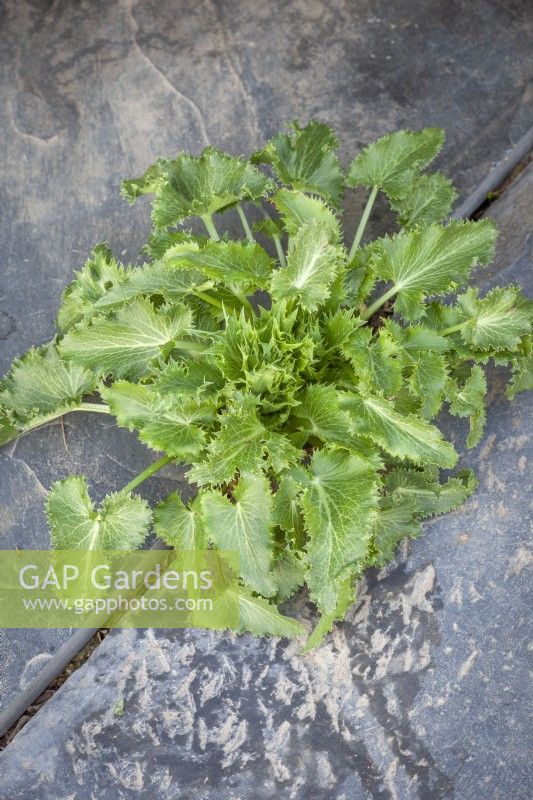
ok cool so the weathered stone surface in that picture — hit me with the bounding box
[0,138,531,800]
[1,0,532,774]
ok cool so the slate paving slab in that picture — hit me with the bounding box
[1,0,532,757]
[0,159,531,798]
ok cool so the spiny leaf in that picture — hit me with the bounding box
[271,546,306,601]
[302,574,356,652]
[384,320,450,353]
[60,299,194,381]
[154,493,207,549]
[94,261,208,310]
[167,239,274,291]
[252,119,344,206]
[124,147,273,227]
[201,473,276,597]
[291,384,357,448]
[372,219,497,320]
[233,585,305,637]
[271,476,304,536]
[341,391,458,467]
[347,128,445,198]
[300,447,378,613]
[457,286,532,351]
[144,229,205,260]
[384,467,477,517]
[270,221,344,312]
[406,350,449,419]
[46,476,151,550]
[370,497,421,567]
[390,173,456,227]
[0,410,19,447]
[507,335,533,399]
[153,358,224,399]
[0,344,96,423]
[446,365,487,448]
[57,245,125,332]
[188,396,267,486]
[341,326,402,397]
[271,189,341,240]
[101,381,207,459]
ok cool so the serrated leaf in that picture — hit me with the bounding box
[322,309,363,349]
[271,189,340,240]
[370,497,421,567]
[201,473,276,597]
[139,406,209,459]
[271,546,306,601]
[507,335,533,399]
[384,320,450,353]
[344,239,383,304]
[347,128,444,198]
[252,120,344,206]
[341,391,458,467]
[0,344,96,423]
[457,286,532,351]
[300,447,378,613]
[168,240,274,291]
[154,493,207,549]
[121,158,169,202]
[57,245,125,331]
[153,358,224,399]
[390,173,456,227]
[144,229,205,259]
[189,396,267,486]
[272,476,304,536]
[127,147,273,228]
[60,299,194,381]
[101,381,207,459]
[302,573,355,652]
[94,261,207,311]
[407,351,449,419]
[46,476,151,550]
[291,384,361,450]
[384,467,477,518]
[372,219,497,320]
[233,585,305,637]
[446,365,487,448]
[0,410,18,447]
[341,327,402,397]
[270,221,344,311]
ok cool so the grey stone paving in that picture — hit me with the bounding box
[0,160,531,800]
[0,0,532,788]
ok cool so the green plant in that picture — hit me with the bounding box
[1,122,531,644]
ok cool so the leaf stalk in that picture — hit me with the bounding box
[348,184,378,261]
[120,455,175,495]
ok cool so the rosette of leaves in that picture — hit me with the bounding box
[1,122,531,645]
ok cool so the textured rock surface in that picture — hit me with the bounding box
[0,161,531,799]
[1,0,532,777]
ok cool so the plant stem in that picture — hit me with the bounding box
[120,455,175,495]
[360,285,397,321]
[440,322,466,336]
[273,233,286,267]
[236,203,255,244]
[201,214,220,240]
[194,291,225,311]
[348,184,378,261]
[80,402,111,414]
[22,402,111,435]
